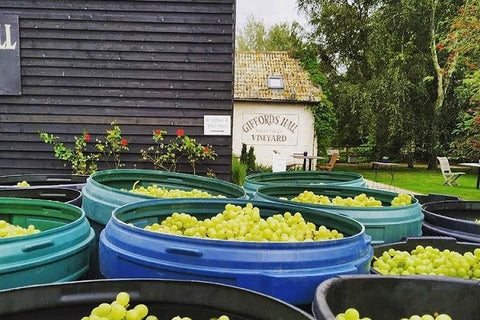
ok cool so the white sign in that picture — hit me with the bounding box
[204,115,231,136]
[241,113,298,146]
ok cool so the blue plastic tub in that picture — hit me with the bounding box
[0,198,94,289]
[82,169,246,278]
[243,171,366,198]
[254,185,423,245]
[99,199,373,306]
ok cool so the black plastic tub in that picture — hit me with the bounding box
[422,200,480,243]
[0,187,83,207]
[415,193,461,204]
[0,174,88,191]
[0,279,315,320]
[312,275,480,320]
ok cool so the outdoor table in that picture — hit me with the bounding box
[291,154,326,171]
[371,161,400,189]
[458,162,480,189]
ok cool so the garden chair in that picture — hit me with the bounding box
[437,156,465,186]
[318,153,339,171]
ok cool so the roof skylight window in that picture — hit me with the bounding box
[267,76,284,89]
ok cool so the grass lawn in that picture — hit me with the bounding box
[334,163,480,201]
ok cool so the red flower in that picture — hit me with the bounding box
[121,138,128,146]
[176,128,185,137]
[448,54,454,61]
[441,69,447,75]
[470,63,477,70]
[155,129,162,135]
[84,133,90,142]
[436,43,445,51]
[203,146,210,153]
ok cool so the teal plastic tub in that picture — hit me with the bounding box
[82,169,246,278]
[83,169,247,226]
[243,171,366,198]
[0,198,94,290]
[254,185,423,245]
[99,198,373,306]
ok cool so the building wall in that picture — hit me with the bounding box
[0,0,234,180]
[232,101,317,169]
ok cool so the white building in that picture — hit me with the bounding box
[233,51,324,169]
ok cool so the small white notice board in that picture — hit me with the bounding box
[204,115,231,136]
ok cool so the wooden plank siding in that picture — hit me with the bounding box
[0,0,235,180]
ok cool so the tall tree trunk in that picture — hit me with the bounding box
[427,0,458,169]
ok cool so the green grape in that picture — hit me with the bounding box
[344,307,360,320]
[116,291,130,307]
[110,302,126,320]
[0,219,41,238]
[134,304,149,319]
[125,309,140,320]
[144,203,343,242]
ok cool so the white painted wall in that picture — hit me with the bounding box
[232,101,317,169]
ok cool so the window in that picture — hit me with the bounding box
[267,76,284,89]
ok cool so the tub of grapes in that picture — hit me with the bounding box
[312,274,479,320]
[99,198,373,306]
[243,170,366,198]
[0,279,315,320]
[82,169,246,278]
[0,197,94,289]
[254,184,423,245]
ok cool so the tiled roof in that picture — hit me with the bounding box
[234,51,324,103]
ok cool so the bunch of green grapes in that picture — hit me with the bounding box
[400,313,452,320]
[292,190,413,207]
[335,307,372,320]
[16,180,30,187]
[291,191,382,207]
[81,292,157,320]
[145,203,344,242]
[129,182,224,199]
[81,291,230,320]
[373,245,480,280]
[335,308,452,320]
[391,193,413,206]
[0,220,40,238]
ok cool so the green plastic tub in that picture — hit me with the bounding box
[0,279,315,320]
[82,169,246,278]
[243,171,366,198]
[312,275,480,320]
[0,198,94,290]
[254,184,423,245]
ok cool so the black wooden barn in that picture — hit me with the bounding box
[0,0,235,180]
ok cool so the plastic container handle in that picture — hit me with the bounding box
[22,241,55,252]
[165,246,204,257]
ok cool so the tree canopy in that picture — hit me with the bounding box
[236,1,479,165]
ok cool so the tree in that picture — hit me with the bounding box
[298,0,469,168]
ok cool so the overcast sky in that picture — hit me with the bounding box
[235,0,307,30]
